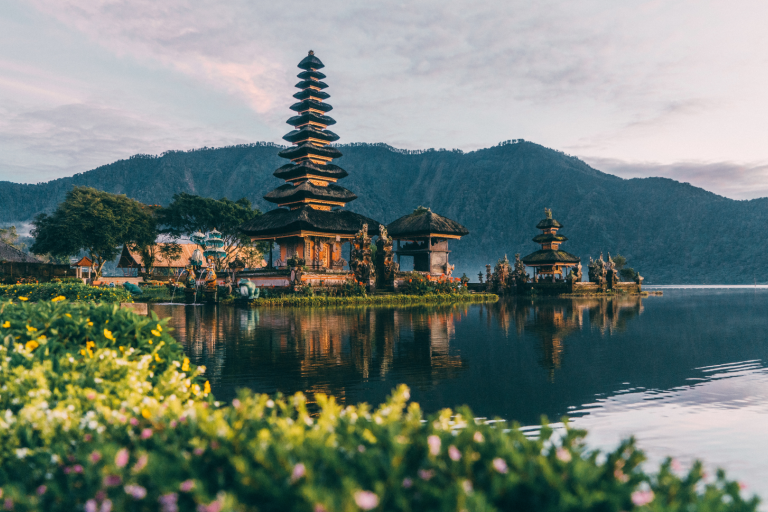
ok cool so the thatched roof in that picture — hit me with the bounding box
[293,89,330,101]
[387,208,469,238]
[289,99,333,114]
[273,163,348,181]
[522,250,580,265]
[264,182,357,205]
[283,127,339,144]
[240,206,380,238]
[295,79,328,90]
[532,233,568,243]
[297,70,326,81]
[287,112,336,127]
[278,143,342,161]
[298,51,325,70]
[536,218,563,230]
[0,241,40,263]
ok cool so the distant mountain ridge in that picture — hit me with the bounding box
[1,140,766,283]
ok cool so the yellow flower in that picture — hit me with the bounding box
[204,381,211,394]
[181,358,190,372]
[154,353,162,363]
[25,340,39,352]
[51,296,66,302]
[191,384,201,396]
[141,408,151,419]
[148,340,153,345]
[80,349,86,356]
[103,329,115,341]
[18,297,28,301]
[65,313,71,318]
[86,341,95,349]
[2,321,9,328]
[86,319,93,327]
[25,325,37,333]
[151,329,161,337]
[156,324,163,332]
[119,346,125,353]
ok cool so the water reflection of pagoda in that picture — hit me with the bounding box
[240,51,379,272]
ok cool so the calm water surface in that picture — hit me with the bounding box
[150,289,768,499]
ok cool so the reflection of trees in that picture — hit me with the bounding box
[152,304,470,406]
[487,296,644,381]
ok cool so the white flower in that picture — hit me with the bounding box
[492,457,508,474]
[354,490,379,510]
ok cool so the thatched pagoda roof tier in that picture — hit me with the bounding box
[290,99,333,113]
[274,163,348,181]
[297,70,326,80]
[532,233,568,243]
[286,112,336,127]
[298,52,325,70]
[278,143,343,161]
[295,79,328,90]
[240,206,379,238]
[522,250,580,265]
[282,127,339,144]
[536,218,563,229]
[264,182,357,205]
[293,89,330,101]
[387,209,469,239]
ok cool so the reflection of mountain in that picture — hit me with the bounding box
[493,297,644,379]
[153,304,470,406]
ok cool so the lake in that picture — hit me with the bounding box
[150,288,768,499]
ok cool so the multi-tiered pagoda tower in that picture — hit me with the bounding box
[522,208,580,281]
[241,51,379,269]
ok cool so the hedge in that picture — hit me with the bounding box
[0,283,132,303]
[245,293,499,307]
[0,301,758,511]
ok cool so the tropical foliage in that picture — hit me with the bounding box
[0,301,757,511]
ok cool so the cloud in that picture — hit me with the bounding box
[583,156,768,200]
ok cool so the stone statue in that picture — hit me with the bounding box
[545,207,552,219]
[375,225,398,287]
[444,263,455,278]
[511,253,528,288]
[569,261,583,282]
[491,255,512,294]
[478,271,484,284]
[238,278,260,299]
[350,224,375,285]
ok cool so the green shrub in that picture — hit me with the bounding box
[0,302,758,511]
[0,283,132,303]
[400,272,465,295]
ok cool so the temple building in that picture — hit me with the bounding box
[387,207,468,277]
[240,51,378,270]
[522,208,580,281]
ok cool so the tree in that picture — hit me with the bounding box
[127,205,182,277]
[0,226,25,250]
[30,187,153,278]
[612,254,638,281]
[157,193,265,269]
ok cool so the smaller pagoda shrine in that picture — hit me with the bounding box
[522,208,580,281]
[387,207,469,277]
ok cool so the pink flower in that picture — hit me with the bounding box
[556,447,572,463]
[36,485,46,496]
[73,465,83,473]
[133,454,148,472]
[86,392,96,400]
[90,451,102,463]
[169,420,177,428]
[353,490,379,510]
[427,435,441,456]
[473,431,484,443]
[85,500,97,512]
[130,418,139,426]
[103,475,121,487]
[193,448,204,456]
[492,458,508,474]
[159,493,179,512]
[418,469,435,481]
[124,484,147,499]
[291,463,306,482]
[670,458,683,472]
[141,428,153,439]
[314,505,327,512]
[3,498,12,510]
[179,480,195,492]
[100,500,112,512]
[448,445,462,461]
[402,477,413,488]
[115,448,129,468]
[631,490,655,507]
[84,434,92,442]
[232,399,241,409]
[739,482,748,490]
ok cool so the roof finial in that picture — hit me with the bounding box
[308,50,314,56]
[545,208,552,219]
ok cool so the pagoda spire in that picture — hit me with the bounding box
[264,50,356,212]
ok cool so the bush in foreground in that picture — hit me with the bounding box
[0,301,758,511]
[0,283,132,303]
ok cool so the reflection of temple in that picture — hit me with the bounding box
[159,304,470,407]
[492,296,644,381]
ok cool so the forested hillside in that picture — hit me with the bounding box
[1,141,766,283]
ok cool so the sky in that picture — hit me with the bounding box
[1,0,767,199]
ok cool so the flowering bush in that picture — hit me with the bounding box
[249,293,496,307]
[0,302,758,511]
[400,272,465,296]
[0,283,132,303]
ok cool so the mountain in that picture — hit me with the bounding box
[1,140,766,284]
